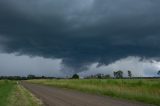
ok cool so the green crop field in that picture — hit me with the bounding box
[0,80,42,106]
[28,79,160,106]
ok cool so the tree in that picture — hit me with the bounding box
[113,70,123,79]
[103,74,111,79]
[72,74,79,79]
[157,70,160,76]
[117,70,123,78]
[27,74,36,79]
[96,73,102,79]
[128,70,132,78]
[113,71,116,78]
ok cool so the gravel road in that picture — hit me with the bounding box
[22,82,153,106]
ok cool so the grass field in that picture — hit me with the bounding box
[0,80,43,106]
[0,80,15,106]
[28,79,160,106]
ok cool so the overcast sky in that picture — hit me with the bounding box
[0,0,160,77]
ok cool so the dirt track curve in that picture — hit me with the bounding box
[22,82,153,106]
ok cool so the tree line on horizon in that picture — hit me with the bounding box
[0,70,160,80]
[84,70,160,79]
[85,70,131,79]
[0,75,56,80]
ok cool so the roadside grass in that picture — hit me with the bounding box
[0,80,43,106]
[0,80,15,106]
[28,79,160,106]
[7,83,43,106]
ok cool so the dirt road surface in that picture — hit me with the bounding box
[22,82,153,106]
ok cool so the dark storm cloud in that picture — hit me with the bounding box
[0,0,160,72]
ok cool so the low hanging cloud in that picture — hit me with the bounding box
[79,57,160,77]
[0,0,160,74]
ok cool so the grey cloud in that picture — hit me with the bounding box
[0,0,160,73]
[0,53,62,76]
